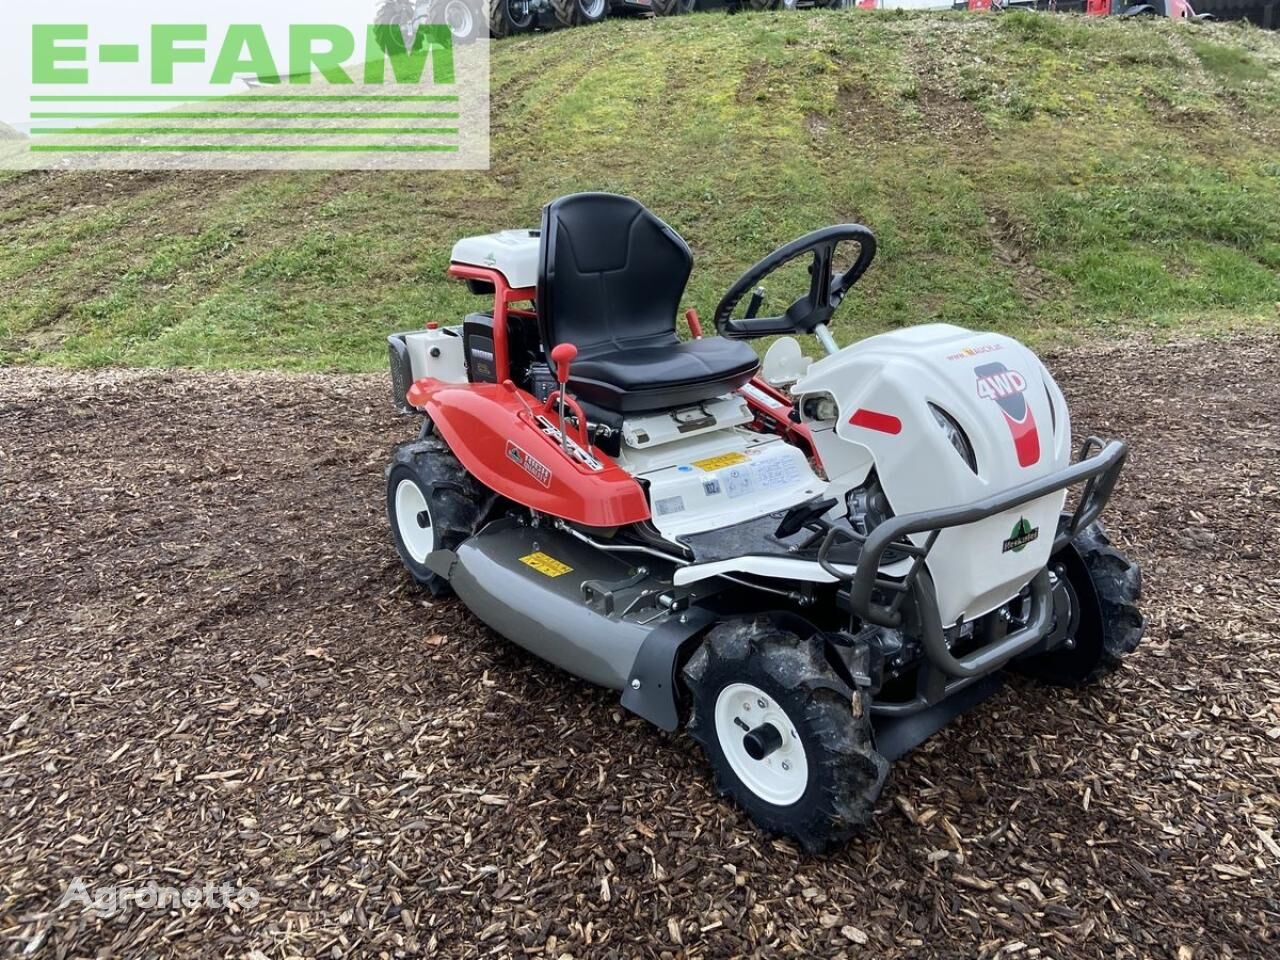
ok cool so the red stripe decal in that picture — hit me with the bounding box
[1004,408,1041,467]
[849,409,902,435]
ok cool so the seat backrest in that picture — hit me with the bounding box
[538,193,692,358]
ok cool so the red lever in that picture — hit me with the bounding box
[550,343,578,385]
[685,308,703,340]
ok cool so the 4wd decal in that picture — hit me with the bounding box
[1002,517,1039,554]
[506,441,551,488]
[975,361,1040,468]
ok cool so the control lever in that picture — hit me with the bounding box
[745,286,765,320]
[502,379,535,417]
[684,308,703,339]
[775,497,839,540]
[549,343,579,455]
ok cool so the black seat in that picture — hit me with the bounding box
[538,193,760,413]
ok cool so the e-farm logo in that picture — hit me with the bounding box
[1,1,489,171]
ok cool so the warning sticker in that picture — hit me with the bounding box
[751,454,804,490]
[739,382,785,409]
[519,552,573,577]
[724,466,754,499]
[691,452,749,472]
[655,495,686,517]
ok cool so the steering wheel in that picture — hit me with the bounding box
[714,225,876,340]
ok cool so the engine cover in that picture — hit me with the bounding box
[794,324,1073,624]
[450,229,540,288]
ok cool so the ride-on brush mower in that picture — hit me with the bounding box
[385,193,1143,850]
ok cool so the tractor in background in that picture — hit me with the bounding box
[954,0,1210,17]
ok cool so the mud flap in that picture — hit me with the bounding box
[620,606,717,731]
[425,548,457,580]
[871,672,1005,761]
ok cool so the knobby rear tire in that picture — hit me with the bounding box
[551,0,609,26]
[1013,523,1144,687]
[489,0,535,36]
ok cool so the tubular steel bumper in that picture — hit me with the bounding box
[818,437,1129,678]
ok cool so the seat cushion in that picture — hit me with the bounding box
[569,336,760,413]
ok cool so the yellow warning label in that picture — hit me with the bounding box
[519,551,573,578]
[691,452,749,472]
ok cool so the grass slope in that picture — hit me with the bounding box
[0,11,1278,371]
[0,122,22,140]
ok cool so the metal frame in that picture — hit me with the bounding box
[446,262,537,384]
[817,437,1128,676]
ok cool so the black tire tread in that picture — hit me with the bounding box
[489,0,513,36]
[386,434,483,596]
[550,0,606,26]
[1075,523,1144,684]
[682,619,888,852]
[488,0,528,36]
[418,0,484,42]
[1014,521,1144,687]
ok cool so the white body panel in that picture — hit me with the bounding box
[675,555,853,586]
[450,229,540,288]
[673,554,913,587]
[793,324,1072,623]
[607,324,1071,626]
[617,429,822,541]
[622,395,753,450]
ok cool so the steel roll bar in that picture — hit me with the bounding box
[818,437,1129,675]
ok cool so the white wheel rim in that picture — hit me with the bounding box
[394,478,435,564]
[445,0,474,35]
[510,0,535,25]
[714,682,809,806]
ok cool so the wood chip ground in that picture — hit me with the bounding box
[1,337,1277,958]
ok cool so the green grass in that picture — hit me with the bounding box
[1,11,1279,372]
[1188,36,1272,87]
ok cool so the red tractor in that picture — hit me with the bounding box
[957,0,1207,15]
[1084,0,1203,15]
